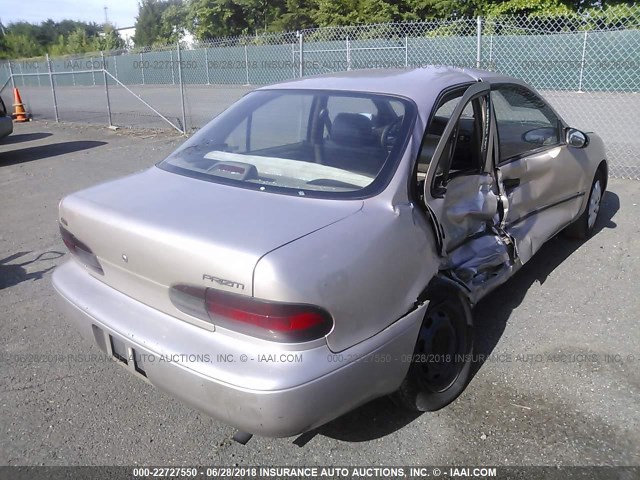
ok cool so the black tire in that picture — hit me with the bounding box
[391,290,473,412]
[564,169,605,240]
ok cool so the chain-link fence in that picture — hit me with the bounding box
[1,8,639,177]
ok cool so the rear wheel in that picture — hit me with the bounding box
[391,291,473,412]
[564,170,605,239]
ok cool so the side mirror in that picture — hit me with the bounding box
[566,128,589,148]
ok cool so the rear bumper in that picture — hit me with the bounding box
[52,260,425,437]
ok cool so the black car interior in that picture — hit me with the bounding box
[417,94,485,177]
[322,112,389,176]
[222,96,405,178]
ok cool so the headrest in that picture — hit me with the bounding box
[330,113,375,147]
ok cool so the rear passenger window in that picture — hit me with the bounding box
[492,85,560,162]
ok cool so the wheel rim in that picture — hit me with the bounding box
[415,305,466,393]
[588,179,602,230]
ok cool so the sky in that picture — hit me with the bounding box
[0,0,139,28]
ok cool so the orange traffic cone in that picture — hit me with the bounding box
[12,88,30,122]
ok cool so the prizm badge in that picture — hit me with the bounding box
[203,274,245,290]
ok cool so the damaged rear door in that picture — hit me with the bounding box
[421,82,517,300]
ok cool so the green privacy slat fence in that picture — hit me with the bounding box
[3,22,636,91]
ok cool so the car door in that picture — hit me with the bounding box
[492,84,589,263]
[423,82,496,252]
[422,82,517,294]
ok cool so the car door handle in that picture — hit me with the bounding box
[503,178,520,189]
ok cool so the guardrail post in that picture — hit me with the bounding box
[8,61,15,89]
[476,16,482,68]
[578,30,588,93]
[405,36,409,68]
[140,51,145,85]
[101,52,112,127]
[176,41,187,134]
[244,44,250,85]
[291,43,296,78]
[170,49,176,85]
[46,53,59,122]
[17,62,25,87]
[204,47,211,85]
[298,31,304,78]
[488,30,494,70]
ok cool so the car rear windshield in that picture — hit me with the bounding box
[158,89,415,199]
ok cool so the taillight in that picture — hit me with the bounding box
[170,285,333,343]
[59,225,104,275]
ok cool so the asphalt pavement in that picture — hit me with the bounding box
[0,121,638,466]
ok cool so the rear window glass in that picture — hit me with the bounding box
[159,90,415,199]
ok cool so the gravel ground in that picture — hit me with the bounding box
[0,121,639,466]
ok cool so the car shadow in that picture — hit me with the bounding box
[470,189,619,380]
[0,140,107,166]
[0,132,53,144]
[296,396,422,445]
[297,190,620,445]
[0,251,66,290]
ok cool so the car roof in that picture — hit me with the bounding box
[257,66,525,106]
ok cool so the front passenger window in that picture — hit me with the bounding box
[492,86,560,162]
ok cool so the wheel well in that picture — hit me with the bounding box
[417,274,472,311]
[597,160,608,191]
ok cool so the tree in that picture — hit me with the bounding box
[482,0,574,16]
[188,0,252,38]
[234,0,287,33]
[0,21,9,60]
[188,0,296,38]
[0,19,125,58]
[313,0,361,26]
[409,0,482,19]
[312,0,416,26]
[135,0,185,46]
[269,0,319,31]
[4,32,43,58]
[160,2,190,43]
[94,24,126,51]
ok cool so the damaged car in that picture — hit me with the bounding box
[53,67,607,438]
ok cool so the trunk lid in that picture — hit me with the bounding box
[59,167,362,330]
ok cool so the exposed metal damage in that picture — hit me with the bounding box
[436,174,519,301]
